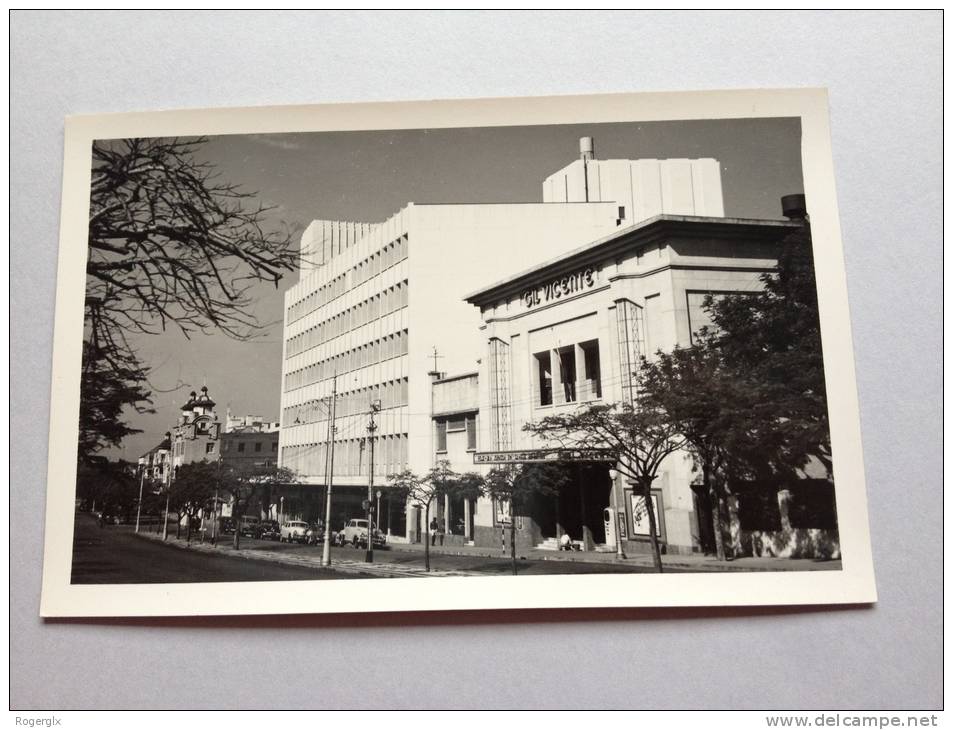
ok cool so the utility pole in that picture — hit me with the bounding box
[365,400,380,563]
[134,463,145,533]
[321,373,339,568]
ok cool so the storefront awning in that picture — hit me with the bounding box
[473,448,615,465]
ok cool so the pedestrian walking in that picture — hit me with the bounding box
[430,517,438,546]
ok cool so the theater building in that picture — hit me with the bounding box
[278,137,754,542]
[463,212,809,555]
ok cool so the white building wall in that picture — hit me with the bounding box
[471,222,790,553]
[542,157,725,224]
[280,202,622,487]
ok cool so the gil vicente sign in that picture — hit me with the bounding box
[474,448,616,465]
[521,267,597,308]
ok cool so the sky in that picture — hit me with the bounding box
[102,116,803,461]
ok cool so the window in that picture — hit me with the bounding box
[435,421,447,452]
[580,339,602,400]
[238,442,246,453]
[534,351,553,406]
[272,441,278,452]
[255,442,262,452]
[466,416,477,450]
[557,346,576,403]
[205,443,214,454]
[447,416,466,432]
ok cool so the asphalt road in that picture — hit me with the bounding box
[71,513,687,583]
[207,533,678,575]
[71,514,350,584]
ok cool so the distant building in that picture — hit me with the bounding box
[224,408,279,434]
[170,386,222,471]
[424,371,480,545]
[220,430,280,471]
[138,434,171,484]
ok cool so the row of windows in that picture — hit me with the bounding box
[351,235,408,288]
[534,339,602,407]
[284,330,409,392]
[283,377,410,427]
[435,413,478,452]
[287,236,409,324]
[222,440,279,454]
[286,280,409,359]
[281,433,410,478]
[287,271,349,324]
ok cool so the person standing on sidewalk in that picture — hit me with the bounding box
[429,517,438,546]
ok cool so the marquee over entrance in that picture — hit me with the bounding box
[473,448,615,465]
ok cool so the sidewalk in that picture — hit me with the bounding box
[131,528,840,576]
[131,530,481,579]
[385,539,841,572]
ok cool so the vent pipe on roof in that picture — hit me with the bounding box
[781,194,808,221]
[579,136,594,161]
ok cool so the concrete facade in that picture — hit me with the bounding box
[278,201,625,537]
[464,214,802,555]
[278,139,735,543]
[542,138,724,225]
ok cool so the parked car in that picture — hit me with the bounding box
[340,518,386,548]
[239,516,261,538]
[305,522,325,545]
[258,520,280,541]
[220,518,236,535]
[280,520,310,543]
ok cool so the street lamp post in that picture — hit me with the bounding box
[321,374,339,568]
[609,467,626,560]
[364,401,380,563]
[134,464,146,533]
[162,489,171,541]
[211,490,218,544]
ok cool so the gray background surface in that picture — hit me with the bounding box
[11,10,942,710]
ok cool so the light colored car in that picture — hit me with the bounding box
[340,518,386,548]
[280,520,309,543]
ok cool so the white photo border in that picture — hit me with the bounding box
[40,89,877,617]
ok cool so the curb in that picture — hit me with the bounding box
[131,531,478,579]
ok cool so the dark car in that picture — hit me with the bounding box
[220,518,236,535]
[305,522,325,545]
[258,520,280,541]
[239,516,261,538]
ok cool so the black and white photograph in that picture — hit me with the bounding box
[40,89,876,616]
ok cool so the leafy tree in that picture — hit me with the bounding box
[700,222,831,478]
[80,136,299,467]
[524,400,684,573]
[483,464,566,575]
[217,463,298,550]
[76,459,139,519]
[387,461,475,572]
[639,345,777,561]
[169,461,219,543]
[77,342,153,469]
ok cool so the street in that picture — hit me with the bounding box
[70,513,350,584]
[71,512,699,583]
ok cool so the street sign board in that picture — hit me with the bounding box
[473,448,615,465]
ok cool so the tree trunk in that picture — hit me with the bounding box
[175,512,181,539]
[423,503,431,572]
[233,510,241,550]
[705,464,727,561]
[186,513,192,545]
[641,479,663,573]
[510,505,517,576]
